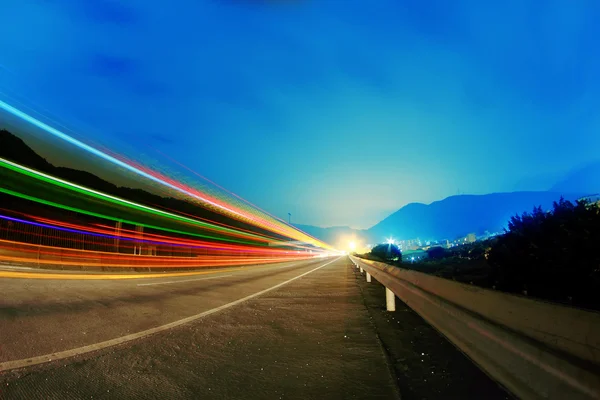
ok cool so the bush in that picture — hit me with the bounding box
[370,243,402,263]
[488,198,600,308]
[427,246,447,259]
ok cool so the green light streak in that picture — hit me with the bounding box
[0,158,275,243]
[0,187,269,246]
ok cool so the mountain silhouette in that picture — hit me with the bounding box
[0,129,55,172]
[550,161,600,196]
[296,191,586,245]
[366,191,583,242]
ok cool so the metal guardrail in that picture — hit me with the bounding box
[349,255,600,400]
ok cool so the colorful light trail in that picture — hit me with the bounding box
[0,100,331,247]
[0,100,337,270]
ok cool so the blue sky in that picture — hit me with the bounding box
[1,0,600,228]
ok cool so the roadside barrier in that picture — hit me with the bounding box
[349,255,600,400]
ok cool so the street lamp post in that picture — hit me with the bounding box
[287,213,292,245]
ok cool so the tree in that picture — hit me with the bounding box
[427,246,447,259]
[370,243,402,262]
[488,197,600,308]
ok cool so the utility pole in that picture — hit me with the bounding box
[287,213,292,245]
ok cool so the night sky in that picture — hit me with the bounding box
[1,1,600,228]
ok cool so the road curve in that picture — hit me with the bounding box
[0,257,338,369]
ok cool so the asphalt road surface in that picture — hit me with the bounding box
[0,258,340,366]
[0,256,506,399]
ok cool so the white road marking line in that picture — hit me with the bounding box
[0,257,339,372]
[137,261,306,286]
[0,265,37,271]
[136,261,305,286]
[137,275,233,286]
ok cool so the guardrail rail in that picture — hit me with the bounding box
[349,255,600,400]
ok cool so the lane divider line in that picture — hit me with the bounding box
[0,259,309,281]
[0,257,339,372]
[136,275,233,286]
[0,266,247,281]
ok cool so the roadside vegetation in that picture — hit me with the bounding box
[357,198,600,311]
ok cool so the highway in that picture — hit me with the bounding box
[0,255,513,400]
[0,256,409,399]
[0,256,510,399]
[0,257,339,367]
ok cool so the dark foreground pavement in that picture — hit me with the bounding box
[1,257,508,399]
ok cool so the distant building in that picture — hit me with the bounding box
[397,238,421,251]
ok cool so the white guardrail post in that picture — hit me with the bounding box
[348,255,600,400]
[385,287,396,311]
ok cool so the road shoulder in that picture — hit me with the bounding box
[351,263,510,399]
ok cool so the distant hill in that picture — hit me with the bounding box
[0,129,119,192]
[550,161,600,196]
[297,191,585,245]
[0,129,55,172]
[297,159,600,245]
[366,191,583,242]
